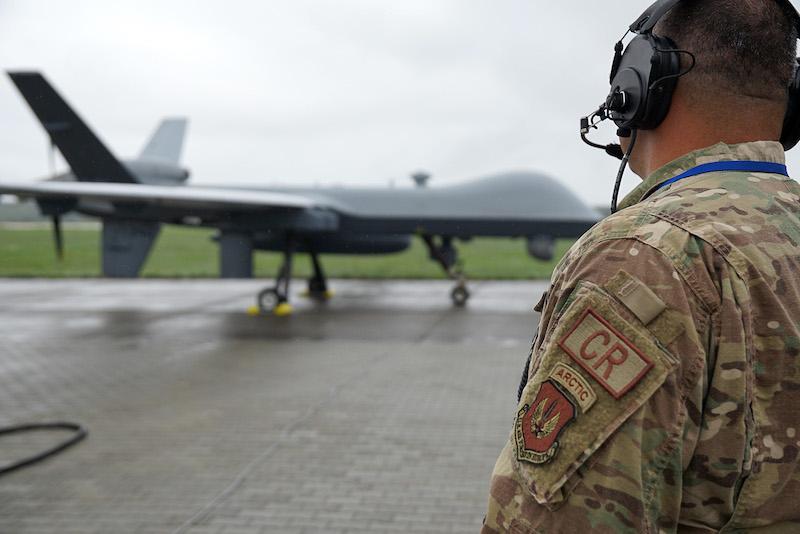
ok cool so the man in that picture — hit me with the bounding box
[483,1,800,532]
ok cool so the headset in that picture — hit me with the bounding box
[581,0,800,211]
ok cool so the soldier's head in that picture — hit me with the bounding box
[622,0,798,177]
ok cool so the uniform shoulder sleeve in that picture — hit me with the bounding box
[484,237,711,534]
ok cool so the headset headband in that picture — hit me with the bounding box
[630,0,682,33]
[631,0,800,35]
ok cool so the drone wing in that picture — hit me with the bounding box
[0,180,315,211]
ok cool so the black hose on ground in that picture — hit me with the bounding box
[0,422,87,477]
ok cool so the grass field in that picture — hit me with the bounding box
[0,225,573,279]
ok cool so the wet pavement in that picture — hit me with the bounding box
[0,279,546,533]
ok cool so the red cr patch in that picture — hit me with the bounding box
[558,308,653,399]
[515,381,576,465]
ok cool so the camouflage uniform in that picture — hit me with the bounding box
[483,141,800,533]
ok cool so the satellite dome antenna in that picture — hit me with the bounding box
[411,171,431,188]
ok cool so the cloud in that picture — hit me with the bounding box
[2,1,795,206]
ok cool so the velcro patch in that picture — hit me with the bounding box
[558,308,653,399]
[606,270,666,325]
[512,281,678,505]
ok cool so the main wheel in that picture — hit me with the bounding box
[306,277,333,302]
[451,285,470,307]
[258,287,280,313]
[307,277,325,295]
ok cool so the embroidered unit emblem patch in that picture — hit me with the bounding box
[548,362,596,413]
[515,381,576,465]
[558,307,653,398]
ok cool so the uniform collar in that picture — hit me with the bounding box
[617,141,786,211]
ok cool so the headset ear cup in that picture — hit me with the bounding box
[781,58,800,150]
[639,34,682,129]
[607,33,682,131]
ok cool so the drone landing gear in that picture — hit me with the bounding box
[248,239,295,317]
[303,252,333,302]
[247,243,333,316]
[422,234,470,307]
[450,283,470,307]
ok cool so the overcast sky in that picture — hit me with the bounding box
[2,0,799,207]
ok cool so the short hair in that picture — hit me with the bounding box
[656,0,798,102]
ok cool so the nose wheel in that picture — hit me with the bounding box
[450,283,470,307]
[422,234,471,307]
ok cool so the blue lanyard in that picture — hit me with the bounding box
[653,160,789,194]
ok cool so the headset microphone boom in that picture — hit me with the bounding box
[580,0,800,212]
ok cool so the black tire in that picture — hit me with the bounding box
[258,288,280,312]
[451,285,470,307]
[309,292,329,302]
[308,278,327,294]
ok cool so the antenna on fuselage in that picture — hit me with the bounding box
[411,171,431,188]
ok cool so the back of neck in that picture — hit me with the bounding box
[636,96,785,177]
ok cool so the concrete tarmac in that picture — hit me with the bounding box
[0,279,546,533]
